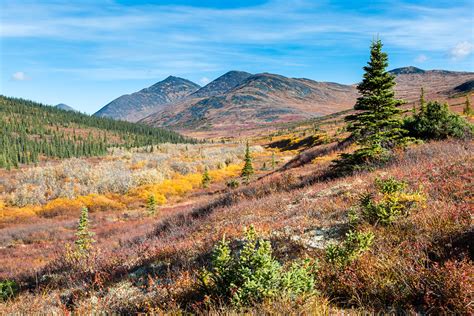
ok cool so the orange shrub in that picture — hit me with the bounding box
[130,164,242,202]
[0,205,39,223]
[38,194,125,218]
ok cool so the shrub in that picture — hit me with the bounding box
[226,179,240,189]
[0,280,19,301]
[199,226,316,306]
[325,230,374,267]
[404,101,473,140]
[359,178,424,225]
[332,145,393,173]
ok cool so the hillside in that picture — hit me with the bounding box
[0,95,193,169]
[0,109,472,313]
[94,76,201,122]
[141,73,358,131]
[390,67,474,101]
[139,68,474,133]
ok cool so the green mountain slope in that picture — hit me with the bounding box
[0,95,194,169]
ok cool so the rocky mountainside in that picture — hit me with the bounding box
[140,73,358,130]
[94,76,200,122]
[55,103,76,112]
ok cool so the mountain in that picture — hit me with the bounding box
[141,68,474,131]
[140,73,358,130]
[94,76,201,122]
[389,66,425,75]
[191,71,253,98]
[55,103,76,112]
[390,67,474,101]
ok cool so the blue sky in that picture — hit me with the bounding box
[1,0,473,114]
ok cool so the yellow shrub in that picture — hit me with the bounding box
[130,160,147,170]
[208,163,242,182]
[38,194,125,218]
[39,198,83,217]
[0,205,39,223]
[77,194,126,212]
[130,164,242,202]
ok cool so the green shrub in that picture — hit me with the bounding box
[226,179,240,189]
[199,226,316,306]
[331,144,393,174]
[0,280,19,301]
[325,230,374,267]
[404,101,473,140]
[360,178,424,225]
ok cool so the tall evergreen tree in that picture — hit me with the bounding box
[241,142,254,183]
[335,39,409,171]
[346,39,406,149]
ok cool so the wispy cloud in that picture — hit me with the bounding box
[449,41,473,61]
[11,71,30,81]
[415,54,428,63]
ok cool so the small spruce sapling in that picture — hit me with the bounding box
[464,95,473,116]
[202,167,211,188]
[147,194,157,215]
[75,207,95,257]
[241,141,254,184]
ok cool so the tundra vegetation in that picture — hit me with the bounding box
[0,40,472,314]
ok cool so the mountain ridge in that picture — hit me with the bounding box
[94,76,200,122]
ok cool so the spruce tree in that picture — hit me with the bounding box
[75,207,95,256]
[147,194,157,215]
[202,167,211,188]
[271,152,276,170]
[241,142,254,183]
[339,39,408,169]
[463,95,472,116]
[419,87,426,113]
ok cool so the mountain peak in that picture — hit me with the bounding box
[191,70,253,98]
[94,76,200,122]
[55,103,76,112]
[389,66,425,75]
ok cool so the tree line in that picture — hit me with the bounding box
[0,95,195,169]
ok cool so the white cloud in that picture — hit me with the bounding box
[11,71,30,81]
[449,41,473,61]
[415,54,428,63]
[199,77,211,85]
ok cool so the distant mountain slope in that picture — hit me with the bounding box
[94,76,200,122]
[55,103,76,112]
[390,67,474,101]
[191,71,253,98]
[140,73,358,130]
